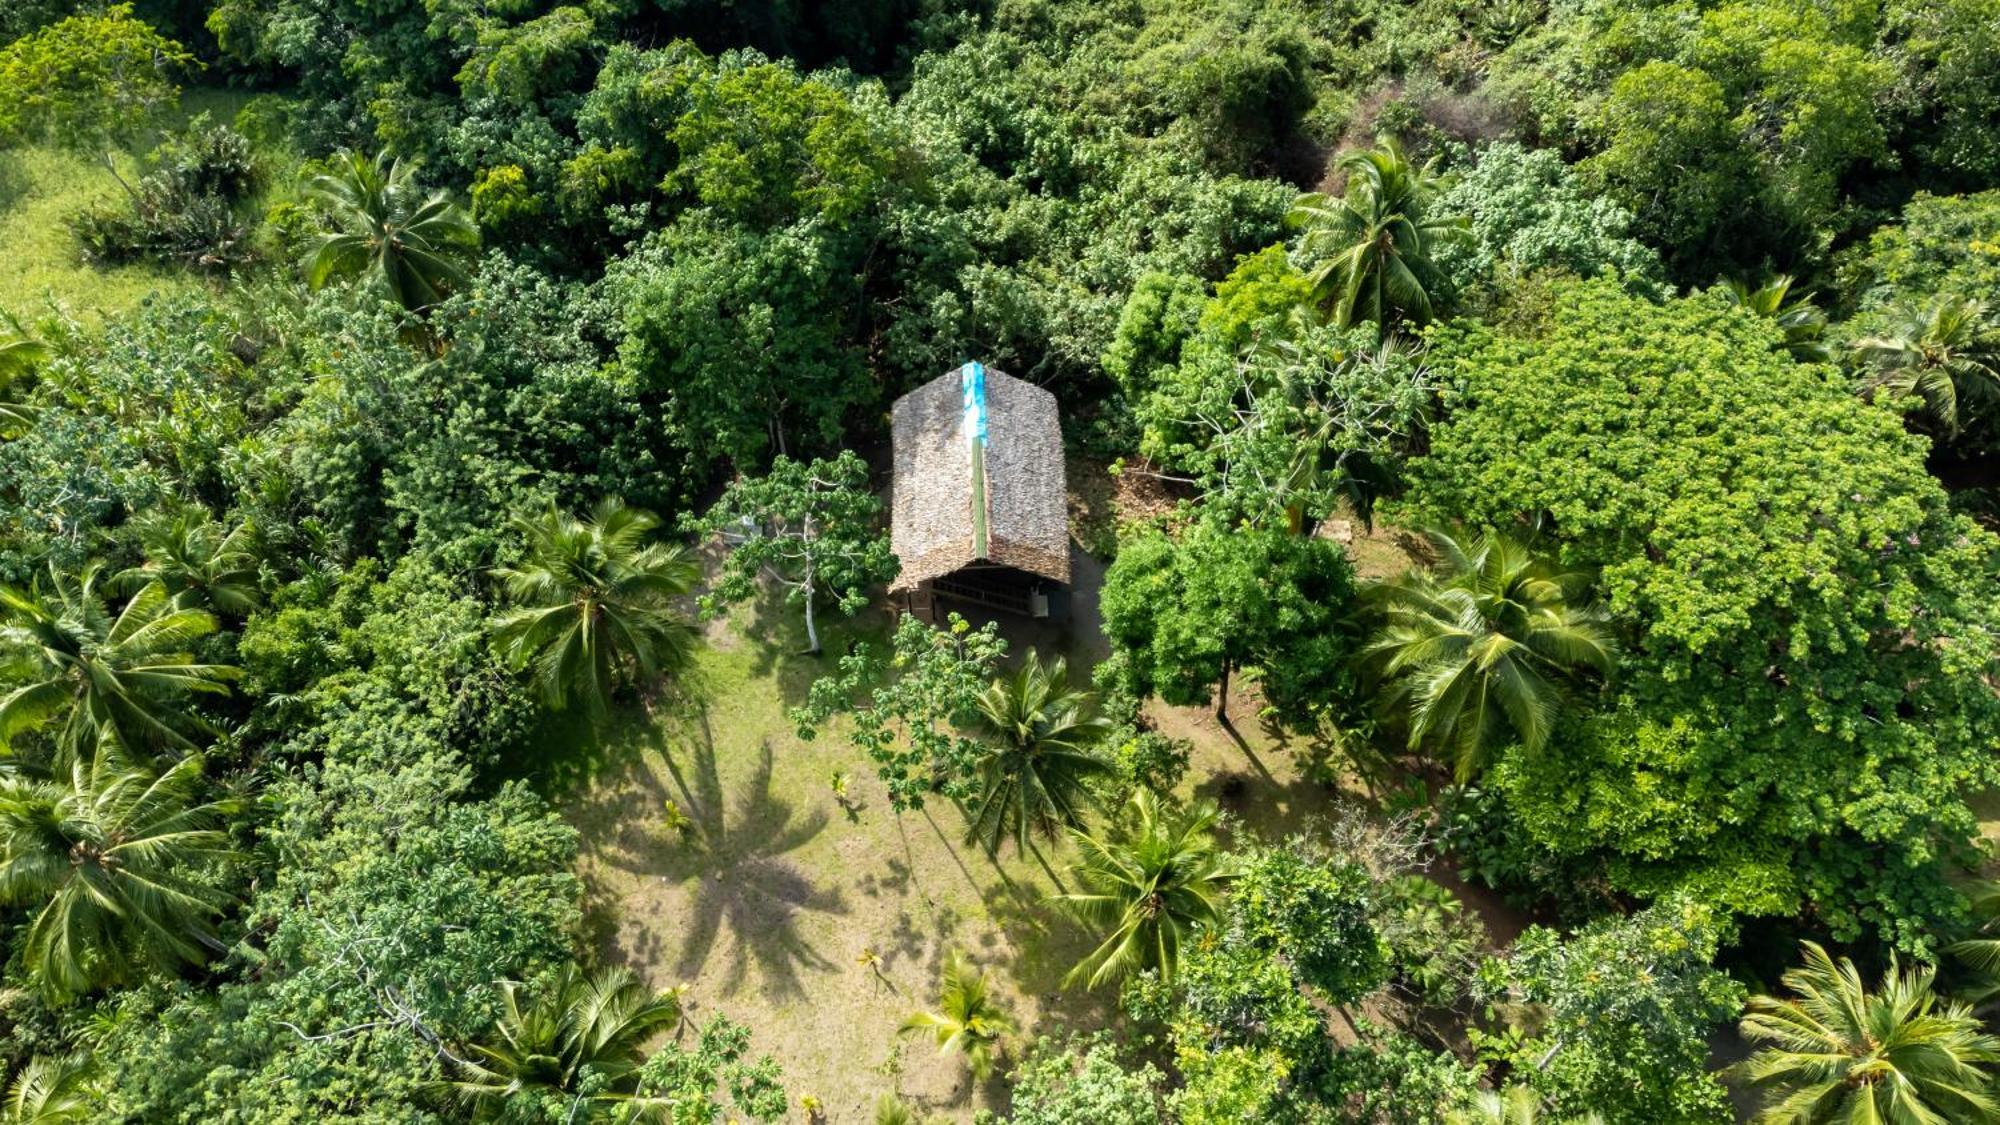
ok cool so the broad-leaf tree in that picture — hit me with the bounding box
[1101,518,1357,726]
[1364,528,1615,781]
[0,6,193,198]
[792,612,1006,813]
[686,451,897,655]
[0,754,237,999]
[1290,139,1465,333]
[1737,942,2000,1123]
[966,650,1115,857]
[0,567,240,765]
[492,500,699,721]
[899,952,1015,1081]
[1058,790,1235,990]
[1478,896,1743,1122]
[1851,295,2000,437]
[441,963,682,1120]
[1407,278,2000,949]
[302,149,479,312]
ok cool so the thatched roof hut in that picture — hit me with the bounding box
[890,363,1068,612]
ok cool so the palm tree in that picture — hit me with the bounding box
[1056,789,1236,990]
[0,755,237,998]
[1949,879,2000,1004]
[1448,1085,1605,1125]
[1722,275,1833,363]
[1736,941,2000,1123]
[899,952,1015,1082]
[965,650,1115,857]
[111,510,261,617]
[301,149,478,312]
[491,500,700,721]
[1852,296,2000,437]
[1291,138,1465,333]
[0,336,47,438]
[0,567,240,766]
[2,1055,94,1123]
[1363,528,1614,782]
[441,964,682,1120]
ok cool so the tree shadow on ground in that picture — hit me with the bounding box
[1193,767,1342,845]
[728,576,890,703]
[593,702,847,1001]
[489,698,618,797]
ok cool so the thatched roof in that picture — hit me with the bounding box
[890,362,1069,591]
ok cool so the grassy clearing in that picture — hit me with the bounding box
[561,600,1124,1121]
[554,463,1434,1119]
[0,88,263,330]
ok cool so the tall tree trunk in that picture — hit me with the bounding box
[1214,660,1231,721]
[802,579,821,655]
[98,150,140,205]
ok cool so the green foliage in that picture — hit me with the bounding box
[1004,1034,1166,1125]
[1124,840,1391,1124]
[1059,790,1234,990]
[635,1014,789,1124]
[0,754,238,999]
[1737,942,2000,1123]
[792,612,1006,813]
[1376,874,1486,1009]
[1474,896,1744,1123]
[1407,278,2000,948]
[491,499,700,722]
[66,116,261,273]
[607,216,871,469]
[1488,0,1902,277]
[1101,518,1358,725]
[666,60,903,228]
[1429,142,1662,304]
[1839,190,2000,317]
[1884,0,2000,186]
[686,451,897,654]
[103,738,580,1121]
[0,6,193,159]
[1231,844,1388,1005]
[1132,299,1436,531]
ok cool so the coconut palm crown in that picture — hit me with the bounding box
[0,754,238,998]
[1291,138,1467,333]
[1363,527,1615,781]
[0,566,240,766]
[491,499,700,721]
[441,964,682,1120]
[1852,295,2000,437]
[966,650,1115,854]
[301,148,478,312]
[1736,941,2000,1124]
[1057,789,1236,990]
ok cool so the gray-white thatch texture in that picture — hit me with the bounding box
[890,364,1069,591]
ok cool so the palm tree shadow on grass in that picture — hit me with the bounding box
[630,706,846,1001]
